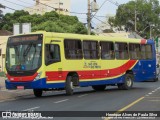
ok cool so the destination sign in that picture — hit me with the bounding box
[8,34,42,43]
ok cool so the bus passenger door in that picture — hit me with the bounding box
[45,41,63,83]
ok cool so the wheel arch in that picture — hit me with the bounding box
[126,70,133,75]
[66,71,79,86]
[125,70,135,81]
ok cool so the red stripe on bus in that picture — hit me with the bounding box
[7,73,38,82]
[46,60,137,81]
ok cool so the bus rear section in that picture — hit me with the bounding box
[132,40,157,82]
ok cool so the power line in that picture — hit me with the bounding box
[88,0,115,34]
[4,0,28,8]
[3,5,17,11]
[2,0,86,23]
[3,0,39,12]
[107,0,119,6]
[93,16,110,26]
[4,0,87,15]
[91,0,108,20]
[95,15,107,18]
[32,0,86,15]
[91,21,113,37]
[4,0,87,16]
[17,0,34,6]
[78,17,87,20]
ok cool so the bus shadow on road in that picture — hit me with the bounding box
[17,86,149,101]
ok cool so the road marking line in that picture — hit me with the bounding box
[22,106,40,111]
[148,93,152,95]
[117,97,144,112]
[78,94,88,98]
[54,99,68,104]
[105,97,145,120]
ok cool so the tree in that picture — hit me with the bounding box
[0,10,88,34]
[0,4,5,24]
[108,0,160,38]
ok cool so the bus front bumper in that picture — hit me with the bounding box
[5,78,47,90]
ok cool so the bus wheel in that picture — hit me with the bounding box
[65,76,74,95]
[118,74,133,90]
[33,89,43,97]
[92,85,106,91]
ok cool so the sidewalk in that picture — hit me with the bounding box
[0,77,6,90]
[0,77,33,101]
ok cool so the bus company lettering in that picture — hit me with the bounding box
[83,61,101,69]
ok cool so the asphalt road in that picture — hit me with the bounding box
[0,80,160,120]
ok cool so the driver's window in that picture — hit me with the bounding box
[10,48,16,66]
[45,44,60,65]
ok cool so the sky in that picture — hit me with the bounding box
[0,0,131,26]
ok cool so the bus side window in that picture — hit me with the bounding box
[140,45,152,60]
[83,40,99,59]
[145,45,152,59]
[45,44,60,65]
[100,41,115,60]
[64,39,82,59]
[115,42,129,59]
[129,44,141,60]
[141,45,146,59]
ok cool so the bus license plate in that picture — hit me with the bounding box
[17,86,24,90]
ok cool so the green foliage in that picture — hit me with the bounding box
[109,0,160,38]
[0,4,5,23]
[0,10,87,34]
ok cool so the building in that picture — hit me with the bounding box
[0,30,12,71]
[24,0,71,15]
[94,14,142,39]
[98,32,143,39]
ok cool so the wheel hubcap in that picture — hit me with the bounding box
[126,77,132,87]
[70,81,74,89]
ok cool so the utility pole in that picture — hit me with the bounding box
[135,9,137,32]
[87,0,91,35]
[134,0,137,32]
[59,0,60,14]
[150,25,152,39]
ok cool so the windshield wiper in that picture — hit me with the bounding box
[23,43,33,57]
[14,46,21,64]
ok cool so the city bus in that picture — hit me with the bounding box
[5,31,158,97]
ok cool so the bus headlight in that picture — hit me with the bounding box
[34,72,42,81]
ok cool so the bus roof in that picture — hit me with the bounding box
[11,31,154,44]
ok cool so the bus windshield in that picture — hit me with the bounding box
[6,34,43,74]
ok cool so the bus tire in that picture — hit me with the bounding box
[65,76,74,95]
[33,89,43,97]
[118,74,133,90]
[92,85,106,91]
